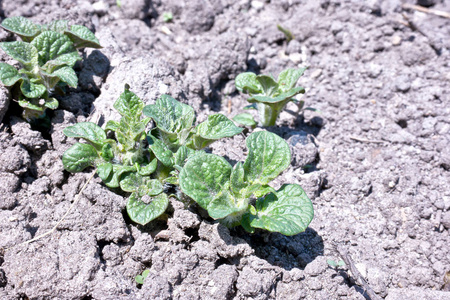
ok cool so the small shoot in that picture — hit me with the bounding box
[0,17,101,121]
[179,131,314,236]
[235,68,307,127]
[277,24,294,42]
[162,12,173,23]
[135,269,150,284]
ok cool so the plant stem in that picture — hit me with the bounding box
[257,103,281,127]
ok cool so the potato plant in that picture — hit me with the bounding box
[179,131,314,236]
[235,68,306,127]
[0,16,101,121]
[62,85,243,225]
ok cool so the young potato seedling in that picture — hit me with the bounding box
[62,85,243,226]
[179,130,314,236]
[0,16,101,121]
[235,68,306,127]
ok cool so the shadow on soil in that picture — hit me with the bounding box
[226,227,324,271]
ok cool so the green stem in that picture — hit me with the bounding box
[257,103,281,127]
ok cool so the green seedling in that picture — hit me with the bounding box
[162,12,173,23]
[62,86,243,225]
[135,269,150,284]
[277,24,294,42]
[0,16,101,121]
[179,131,314,236]
[62,85,168,225]
[143,94,243,152]
[235,68,306,127]
[327,259,346,268]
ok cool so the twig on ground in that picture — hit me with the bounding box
[228,98,232,115]
[335,244,383,300]
[6,171,95,250]
[349,136,385,144]
[402,3,450,19]
[399,13,440,54]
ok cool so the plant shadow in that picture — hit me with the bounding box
[224,226,324,271]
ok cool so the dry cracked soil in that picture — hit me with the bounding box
[0,0,449,299]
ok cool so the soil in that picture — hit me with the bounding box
[0,0,449,299]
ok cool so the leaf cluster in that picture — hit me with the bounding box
[0,17,101,120]
[179,131,314,236]
[62,85,243,225]
[234,68,306,127]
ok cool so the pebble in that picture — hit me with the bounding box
[392,35,402,46]
[395,75,411,92]
[251,1,264,10]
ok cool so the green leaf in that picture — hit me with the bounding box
[276,24,294,42]
[105,120,120,132]
[103,164,136,188]
[63,122,106,148]
[0,63,22,86]
[62,143,99,173]
[43,97,59,110]
[135,269,150,284]
[190,114,243,149]
[143,94,195,136]
[256,75,278,96]
[20,80,46,98]
[235,72,262,94]
[65,25,102,49]
[253,185,276,198]
[42,52,82,71]
[179,152,232,210]
[250,184,314,236]
[120,172,144,192]
[243,103,257,110]
[0,41,38,69]
[233,113,256,127]
[114,85,144,118]
[249,86,305,104]
[139,179,163,197]
[97,162,113,181]
[100,143,114,161]
[30,31,78,66]
[208,191,243,219]
[243,131,291,185]
[147,134,174,167]
[18,99,44,111]
[1,17,41,42]
[46,20,69,33]
[173,146,195,167]
[52,66,78,87]
[277,68,306,92]
[126,192,169,225]
[230,162,246,197]
[137,159,158,176]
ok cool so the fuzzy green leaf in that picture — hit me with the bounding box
[0,63,22,86]
[179,152,232,210]
[63,122,106,148]
[139,179,163,197]
[97,162,113,181]
[230,162,246,197]
[114,86,143,118]
[1,17,40,42]
[18,99,44,111]
[62,143,99,173]
[103,164,136,188]
[249,86,305,104]
[250,184,314,236]
[235,72,262,94]
[105,120,120,132]
[20,80,46,98]
[233,113,256,127]
[137,159,158,176]
[52,66,77,87]
[143,94,195,136]
[46,20,69,33]
[190,114,243,149]
[65,25,102,49]
[43,97,59,110]
[30,31,78,66]
[243,131,291,185]
[126,192,169,225]
[277,68,306,92]
[256,75,278,96]
[208,191,242,219]
[42,52,82,71]
[173,146,195,168]
[147,134,174,167]
[120,172,143,192]
[0,41,39,69]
